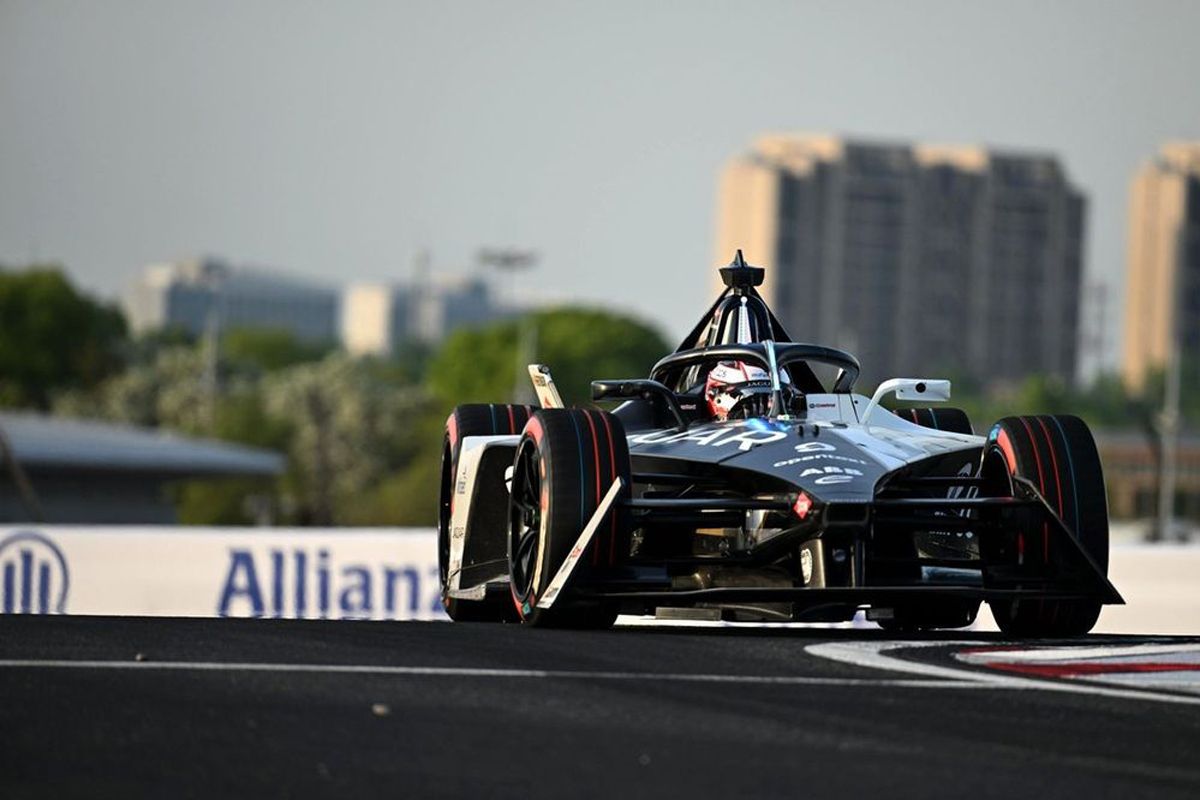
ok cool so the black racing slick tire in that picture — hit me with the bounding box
[984,415,1109,637]
[508,408,631,628]
[893,406,973,435]
[438,403,534,622]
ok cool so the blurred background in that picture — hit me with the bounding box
[0,0,1197,543]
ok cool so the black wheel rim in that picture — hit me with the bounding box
[509,437,542,601]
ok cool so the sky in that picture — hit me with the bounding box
[2,1,1199,372]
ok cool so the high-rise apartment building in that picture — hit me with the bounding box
[715,134,1086,387]
[1123,142,1200,390]
[125,258,339,342]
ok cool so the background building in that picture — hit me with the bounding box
[125,258,339,343]
[1123,142,1200,389]
[715,134,1086,387]
[341,275,499,355]
[0,412,283,524]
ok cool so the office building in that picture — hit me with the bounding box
[1122,142,1200,389]
[124,258,339,343]
[341,275,499,356]
[715,134,1086,387]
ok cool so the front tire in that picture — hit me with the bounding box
[508,408,630,628]
[438,403,533,622]
[984,415,1109,637]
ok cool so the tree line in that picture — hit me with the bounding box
[0,264,669,525]
[0,263,1194,526]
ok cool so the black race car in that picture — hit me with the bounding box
[438,252,1120,635]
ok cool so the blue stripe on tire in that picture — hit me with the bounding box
[1049,416,1079,533]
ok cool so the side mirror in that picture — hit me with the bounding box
[591,379,688,431]
[860,378,951,424]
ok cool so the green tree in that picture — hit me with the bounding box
[261,354,431,525]
[222,327,333,372]
[173,390,294,525]
[54,345,236,433]
[0,265,127,408]
[428,307,670,405]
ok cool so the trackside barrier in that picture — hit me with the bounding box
[0,527,1197,633]
[0,527,446,620]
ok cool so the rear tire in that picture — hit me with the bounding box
[884,406,976,630]
[893,406,973,435]
[508,409,630,628]
[984,415,1108,637]
[438,403,533,622]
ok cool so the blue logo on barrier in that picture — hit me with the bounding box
[0,531,69,614]
[217,548,443,620]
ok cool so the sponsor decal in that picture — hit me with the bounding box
[628,423,788,452]
[799,465,865,485]
[0,531,69,614]
[946,462,978,501]
[773,453,869,468]
[808,402,837,410]
[793,441,837,453]
[217,548,442,620]
[815,476,853,485]
[800,548,814,585]
[922,463,979,538]
[800,466,864,478]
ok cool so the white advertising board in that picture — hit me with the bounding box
[0,526,446,620]
[2,526,1197,633]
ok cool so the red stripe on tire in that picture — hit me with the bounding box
[506,404,515,433]
[1036,417,1065,521]
[1017,417,1050,563]
[1036,416,1069,630]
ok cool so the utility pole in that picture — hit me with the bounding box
[478,248,539,404]
[1155,233,1183,542]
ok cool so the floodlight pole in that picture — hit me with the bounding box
[478,248,540,404]
[1156,238,1183,542]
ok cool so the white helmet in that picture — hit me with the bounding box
[704,360,788,421]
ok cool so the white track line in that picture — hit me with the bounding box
[805,641,1200,706]
[0,658,997,688]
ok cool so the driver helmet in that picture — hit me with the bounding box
[705,360,789,421]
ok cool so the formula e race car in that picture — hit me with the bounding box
[438,252,1121,635]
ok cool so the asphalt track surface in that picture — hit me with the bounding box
[3,617,1200,799]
